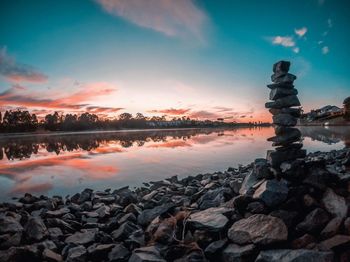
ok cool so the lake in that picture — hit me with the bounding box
[0,126,349,201]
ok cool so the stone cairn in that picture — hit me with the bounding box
[265,61,306,170]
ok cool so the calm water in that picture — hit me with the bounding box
[0,126,349,201]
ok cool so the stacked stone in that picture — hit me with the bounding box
[265,61,306,169]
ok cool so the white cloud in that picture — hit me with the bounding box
[95,0,208,42]
[295,27,307,37]
[322,46,329,54]
[272,36,295,47]
[293,47,300,53]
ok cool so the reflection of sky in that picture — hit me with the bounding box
[0,127,348,201]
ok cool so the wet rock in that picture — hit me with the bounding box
[0,215,23,234]
[222,243,257,262]
[318,235,350,251]
[188,207,232,232]
[42,248,63,262]
[108,243,130,261]
[253,179,288,207]
[137,203,175,226]
[129,246,165,262]
[65,229,97,245]
[321,188,348,218]
[255,249,333,262]
[320,217,343,239]
[25,216,48,241]
[228,214,288,245]
[296,208,330,234]
[66,245,87,262]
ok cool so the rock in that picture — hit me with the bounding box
[291,234,316,249]
[239,170,262,195]
[95,205,110,218]
[111,221,140,241]
[273,60,290,74]
[42,249,63,262]
[204,239,227,258]
[268,128,301,146]
[265,95,300,109]
[65,229,97,245]
[344,217,350,235]
[267,83,294,89]
[222,243,257,262]
[108,243,130,261]
[255,249,333,262]
[227,214,288,245]
[267,148,306,168]
[302,168,333,191]
[321,188,348,218]
[188,207,232,232]
[46,207,70,217]
[272,114,297,127]
[137,203,175,226]
[296,208,330,234]
[66,245,87,262]
[48,227,63,239]
[269,88,298,100]
[320,217,343,239]
[25,216,48,241]
[269,210,298,228]
[129,246,165,262]
[253,179,288,207]
[246,201,266,214]
[318,235,350,251]
[87,244,115,260]
[253,158,271,179]
[0,231,22,249]
[272,73,297,84]
[198,187,232,209]
[269,108,301,118]
[0,215,23,234]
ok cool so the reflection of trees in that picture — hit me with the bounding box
[0,128,239,161]
[299,126,350,146]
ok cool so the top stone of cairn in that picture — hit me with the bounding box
[273,61,290,74]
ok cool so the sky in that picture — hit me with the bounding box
[0,0,349,122]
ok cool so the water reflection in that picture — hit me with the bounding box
[0,127,348,201]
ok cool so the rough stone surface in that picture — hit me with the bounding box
[25,216,48,241]
[222,243,257,262]
[253,179,288,207]
[188,207,231,232]
[296,208,330,234]
[255,249,333,262]
[321,188,348,218]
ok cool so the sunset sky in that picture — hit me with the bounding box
[0,0,349,122]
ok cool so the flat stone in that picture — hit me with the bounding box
[239,170,263,195]
[267,83,294,89]
[296,208,330,234]
[272,73,297,84]
[272,114,297,126]
[321,188,348,218]
[65,229,97,245]
[268,128,301,146]
[253,179,288,207]
[46,208,70,217]
[42,249,63,262]
[269,88,298,100]
[265,95,300,109]
[66,245,87,262]
[188,207,232,232]
[228,214,288,245]
[255,249,333,262]
[25,217,48,241]
[222,243,257,262]
[0,216,23,234]
[137,203,175,226]
[318,235,350,251]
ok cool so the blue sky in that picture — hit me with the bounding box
[0,0,349,122]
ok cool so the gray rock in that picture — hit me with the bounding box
[188,207,232,232]
[321,188,348,218]
[48,227,63,239]
[269,88,298,100]
[0,216,23,234]
[87,244,115,260]
[108,244,130,261]
[265,95,300,109]
[320,217,343,239]
[255,249,333,262]
[204,239,227,257]
[272,73,297,84]
[137,203,175,226]
[239,170,263,195]
[42,248,63,262]
[268,128,301,146]
[228,214,288,245]
[318,235,350,251]
[253,158,270,179]
[65,229,97,245]
[270,108,301,118]
[267,148,306,168]
[273,61,290,74]
[111,221,140,241]
[253,179,288,207]
[66,245,87,262]
[222,243,257,262]
[25,217,48,241]
[129,246,165,262]
[0,231,22,249]
[46,207,70,217]
[267,83,294,89]
[272,114,297,126]
[296,208,330,234]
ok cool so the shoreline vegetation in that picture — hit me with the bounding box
[0,147,349,261]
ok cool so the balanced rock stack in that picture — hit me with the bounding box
[265,61,306,169]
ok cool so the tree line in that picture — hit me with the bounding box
[0,109,265,133]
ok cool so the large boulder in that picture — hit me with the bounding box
[227,214,288,245]
[253,179,288,207]
[255,249,333,262]
[188,207,232,232]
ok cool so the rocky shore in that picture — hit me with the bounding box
[0,147,349,262]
